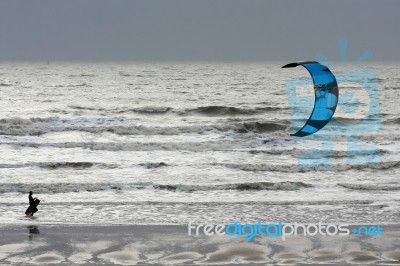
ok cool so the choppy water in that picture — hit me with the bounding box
[0,62,399,224]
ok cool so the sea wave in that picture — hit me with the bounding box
[178,105,285,116]
[239,122,287,133]
[384,86,400,90]
[39,162,97,170]
[0,181,312,194]
[0,161,171,170]
[68,73,96,77]
[247,148,388,159]
[0,117,59,136]
[139,162,169,169]
[66,105,286,116]
[0,83,12,87]
[332,116,379,123]
[69,106,173,114]
[122,107,173,114]
[0,116,288,136]
[0,140,269,152]
[0,199,375,206]
[0,162,118,170]
[338,183,400,191]
[218,160,400,172]
[68,105,99,111]
[388,117,400,124]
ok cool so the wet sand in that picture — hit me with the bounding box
[0,224,399,265]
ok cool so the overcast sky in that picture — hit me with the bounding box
[0,0,399,61]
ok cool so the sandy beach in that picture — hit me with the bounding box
[0,224,399,265]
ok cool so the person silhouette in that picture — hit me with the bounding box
[25,191,40,216]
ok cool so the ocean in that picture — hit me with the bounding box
[0,62,398,225]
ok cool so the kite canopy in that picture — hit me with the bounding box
[282,61,339,137]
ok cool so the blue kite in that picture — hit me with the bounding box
[283,61,339,137]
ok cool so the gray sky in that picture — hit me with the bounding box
[0,0,399,61]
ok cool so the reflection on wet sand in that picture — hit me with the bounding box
[27,226,40,241]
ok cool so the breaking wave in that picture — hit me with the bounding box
[0,181,312,194]
[0,116,288,136]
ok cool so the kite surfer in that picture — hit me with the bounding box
[25,191,40,216]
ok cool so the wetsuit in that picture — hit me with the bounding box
[28,195,38,216]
